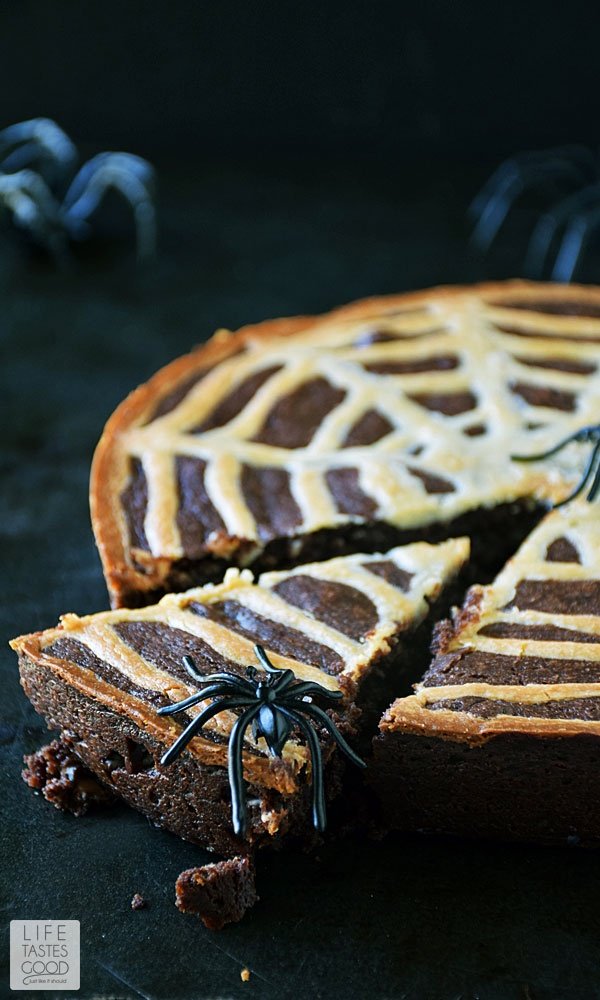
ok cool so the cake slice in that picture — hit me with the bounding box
[372,501,600,846]
[11,538,468,855]
[91,280,600,607]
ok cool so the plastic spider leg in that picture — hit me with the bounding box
[157,683,242,717]
[554,436,600,508]
[182,654,203,681]
[524,183,600,278]
[0,169,69,262]
[182,658,257,696]
[253,644,296,694]
[470,150,593,253]
[280,708,327,832]
[228,704,263,837]
[294,701,366,769]
[160,696,254,766]
[281,680,343,704]
[511,423,600,463]
[587,453,600,502]
[61,152,156,259]
[468,145,595,221]
[0,118,77,188]
[552,201,600,282]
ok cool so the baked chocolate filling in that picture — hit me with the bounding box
[407,466,455,494]
[272,575,379,641]
[187,599,344,674]
[352,327,443,347]
[427,697,600,721]
[494,323,600,344]
[510,381,576,412]
[150,371,206,421]
[492,298,600,317]
[113,620,240,681]
[361,560,413,592]
[477,621,600,643]
[241,465,303,539]
[408,391,477,416]
[252,377,346,448]
[505,579,600,615]
[121,457,150,553]
[423,649,600,686]
[46,637,167,707]
[176,457,226,558]
[341,409,394,447]
[363,354,459,376]
[514,355,597,376]
[189,365,282,433]
[545,537,581,563]
[326,467,378,517]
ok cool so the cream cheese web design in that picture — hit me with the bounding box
[91,281,600,604]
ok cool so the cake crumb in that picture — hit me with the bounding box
[175,856,258,931]
[22,739,116,816]
[241,968,250,982]
[131,893,147,910]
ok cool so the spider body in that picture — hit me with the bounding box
[157,645,365,837]
[512,422,600,507]
[0,118,156,262]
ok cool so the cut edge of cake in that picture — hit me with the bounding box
[371,501,600,846]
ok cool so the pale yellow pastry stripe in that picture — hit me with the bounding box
[112,286,600,562]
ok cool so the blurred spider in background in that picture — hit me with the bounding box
[469,145,600,281]
[0,118,156,264]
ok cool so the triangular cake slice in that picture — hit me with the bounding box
[372,501,600,846]
[11,538,468,855]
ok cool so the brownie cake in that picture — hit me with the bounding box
[11,539,468,855]
[175,857,258,930]
[91,280,600,607]
[371,501,600,846]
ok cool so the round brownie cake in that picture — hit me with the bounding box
[12,279,600,861]
[91,280,600,607]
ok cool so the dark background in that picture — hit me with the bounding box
[3,3,600,999]
[2,0,600,163]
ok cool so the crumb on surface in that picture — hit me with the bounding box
[241,968,251,982]
[175,856,258,931]
[22,739,116,816]
[131,893,147,910]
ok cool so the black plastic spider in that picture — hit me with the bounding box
[157,643,365,838]
[469,145,600,280]
[512,422,600,507]
[0,117,156,263]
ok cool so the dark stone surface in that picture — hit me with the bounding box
[3,159,600,1000]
